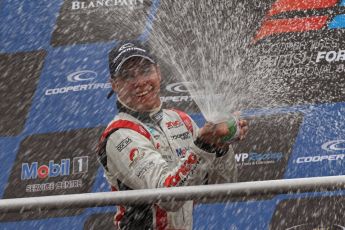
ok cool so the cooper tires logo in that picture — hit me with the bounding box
[67,70,97,82]
[321,140,345,152]
[166,82,195,93]
[45,70,111,96]
[294,140,345,164]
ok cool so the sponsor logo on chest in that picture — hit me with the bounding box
[166,120,183,129]
[171,131,190,140]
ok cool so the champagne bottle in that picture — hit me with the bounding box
[221,116,240,143]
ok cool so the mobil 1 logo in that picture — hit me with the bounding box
[21,156,89,181]
[2,127,103,221]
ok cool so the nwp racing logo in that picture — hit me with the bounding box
[295,140,345,164]
[235,152,283,165]
[253,0,345,43]
[45,70,111,96]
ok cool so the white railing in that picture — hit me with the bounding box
[1,176,345,212]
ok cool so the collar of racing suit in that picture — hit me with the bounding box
[116,100,164,124]
[116,100,228,157]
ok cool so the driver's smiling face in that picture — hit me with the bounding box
[112,57,162,112]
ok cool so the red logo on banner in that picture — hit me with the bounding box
[253,0,338,42]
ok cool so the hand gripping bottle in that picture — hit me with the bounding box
[221,115,240,143]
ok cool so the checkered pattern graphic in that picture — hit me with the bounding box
[0,0,344,229]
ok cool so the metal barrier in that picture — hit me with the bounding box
[1,175,345,212]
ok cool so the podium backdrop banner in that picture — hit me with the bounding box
[0,0,344,229]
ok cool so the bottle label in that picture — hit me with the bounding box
[221,117,239,142]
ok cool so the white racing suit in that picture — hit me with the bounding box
[97,102,237,230]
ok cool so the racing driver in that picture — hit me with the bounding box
[97,41,248,230]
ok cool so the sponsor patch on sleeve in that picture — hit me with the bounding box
[135,161,155,179]
[128,148,146,168]
[116,137,132,152]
